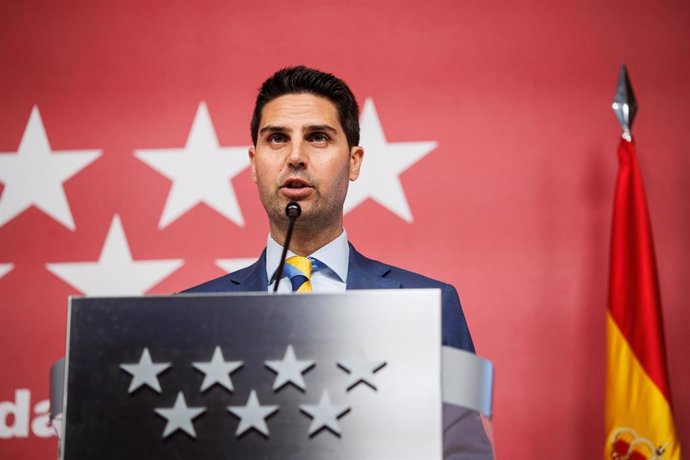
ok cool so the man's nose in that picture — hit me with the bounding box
[286,140,307,167]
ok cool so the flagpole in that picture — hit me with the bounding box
[604,65,681,460]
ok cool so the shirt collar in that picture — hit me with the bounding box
[266,230,349,283]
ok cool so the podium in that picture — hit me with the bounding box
[55,290,493,459]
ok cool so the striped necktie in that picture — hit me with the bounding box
[284,256,313,293]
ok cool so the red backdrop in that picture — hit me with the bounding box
[1,1,688,457]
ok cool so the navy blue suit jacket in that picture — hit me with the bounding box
[184,243,474,352]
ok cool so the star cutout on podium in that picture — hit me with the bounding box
[0,264,13,279]
[264,345,315,391]
[46,215,183,295]
[344,98,437,222]
[227,390,278,437]
[134,101,250,229]
[119,348,171,394]
[337,356,387,391]
[0,106,100,229]
[192,346,243,392]
[300,390,350,437]
[154,392,206,439]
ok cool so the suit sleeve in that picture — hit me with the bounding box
[441,284,475,353]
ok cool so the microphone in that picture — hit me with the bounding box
[285,202,301,220]
[272,202,301,292]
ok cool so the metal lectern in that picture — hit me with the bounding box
[53,289,494,459]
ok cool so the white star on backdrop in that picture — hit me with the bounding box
[155,392,206,439]
[119,348,171,394]
[0,106,100,230]
[337,356,387,391]
[265,345,315,391]
[134,101,250,229]
[227,390,278,437]
[46,215,183,295]
[192,346,243,392]
[0,264,13,279]
[344,98,437,222]
[300,390,350,436]
[215,257,256,274]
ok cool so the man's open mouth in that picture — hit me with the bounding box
[282,178,311,189]
[280,178,313,199]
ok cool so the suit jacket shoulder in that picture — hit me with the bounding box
[347,244,454,289]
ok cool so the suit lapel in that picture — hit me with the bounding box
[346,243,401,290]
[228,249,268,291]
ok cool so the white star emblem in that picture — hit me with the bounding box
[119,348,171,393]
[0,106,100,229]
[134,101,250,229]
[46,215,183,295]
[264,345,315,391]
[300,390,350,437]
[345,98,437,222]
[337,356,387,391]
[0,264,13,279]
[215,257,256,274]
[227,390,278,437]
[154,392,206,438]
[192,346,243,392]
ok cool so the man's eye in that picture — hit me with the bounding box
[268,133,287,144]
[309,133,329,143]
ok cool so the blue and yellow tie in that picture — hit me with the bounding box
[284,256,313,293]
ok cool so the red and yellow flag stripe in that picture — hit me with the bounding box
[605,138,680,460]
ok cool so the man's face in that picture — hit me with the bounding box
[249,93,363,232]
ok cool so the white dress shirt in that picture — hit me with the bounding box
[265,230,349,293]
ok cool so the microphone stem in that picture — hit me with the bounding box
[272,214,297,292]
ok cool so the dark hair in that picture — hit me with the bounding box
[250,66,360,148]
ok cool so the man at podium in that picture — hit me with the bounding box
[184,66,491,458]
[185,65,474,353]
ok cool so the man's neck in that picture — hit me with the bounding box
[269,222,343,256]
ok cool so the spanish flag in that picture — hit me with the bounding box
[605,137,681,459]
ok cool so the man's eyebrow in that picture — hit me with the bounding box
[259,124,338,136]
[259,125,289,136]
[304,124,338,135]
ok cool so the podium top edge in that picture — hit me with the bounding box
[68,288,443,302]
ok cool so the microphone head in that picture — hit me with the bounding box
[285,202,301,219]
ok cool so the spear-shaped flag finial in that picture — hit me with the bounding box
[612,65,638,141]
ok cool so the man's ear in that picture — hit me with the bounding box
[349,146,364,181]
[249,146,257,183]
